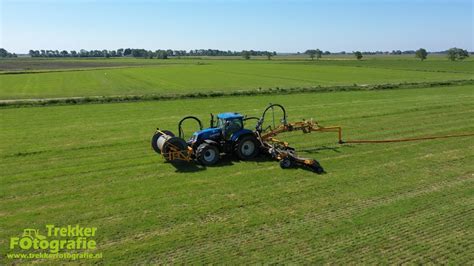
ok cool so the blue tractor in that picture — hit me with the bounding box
[152,112,260,165]
[152,104,325,173]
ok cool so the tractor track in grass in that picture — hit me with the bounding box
[5,161,466,236]
[5,163,473,264]
[96,172,473,248]
[124,175,473,264]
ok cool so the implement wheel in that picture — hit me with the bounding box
[279,158,293,169]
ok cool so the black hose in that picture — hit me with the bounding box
[256,103,287,133]
[178,116,203,139]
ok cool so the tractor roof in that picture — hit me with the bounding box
[217,112,243,120]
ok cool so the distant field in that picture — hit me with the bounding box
[1,85,473,264]
[0,57,473,99]
[0,57,191,71]
[286,59,474,74]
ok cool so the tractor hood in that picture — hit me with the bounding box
[192,127,222,140]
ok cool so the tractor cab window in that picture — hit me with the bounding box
[217,118,225,129]
[219,118,242,139]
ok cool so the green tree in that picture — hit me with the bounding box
[242,50,251,60]
[117,48,124,57]
[354,51,363,60]
[79,49,88,57]
[131,49,148,58]
[459,49,470,60]
[447,49,456,61]
[155,50,168,59]
[0,48,10,57]
[315,49,322,60]
[415,48,428,61]
[447,47,469,61]
[305,49,316,60]
[265,51,273,60]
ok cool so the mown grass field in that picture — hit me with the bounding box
[1,84,473,263]
[0,57,472,99]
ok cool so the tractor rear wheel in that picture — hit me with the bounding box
[235,135,259,160]
[196,143,220,165]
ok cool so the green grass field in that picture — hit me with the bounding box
[1,83,473,263]
[0,57,472,99]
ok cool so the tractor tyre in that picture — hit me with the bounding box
[196,143,220,166]
[151,130,175,154]
[235,135,260,160]
[279,158,293,169]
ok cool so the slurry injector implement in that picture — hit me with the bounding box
[151,104,336,173]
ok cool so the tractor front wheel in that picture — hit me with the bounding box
[235,135,259,160]
[196,143,220,165]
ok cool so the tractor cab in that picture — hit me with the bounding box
[185,112,246,146]
[216,112,244,140]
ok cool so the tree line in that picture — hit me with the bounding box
[0,47,470,61]
[304,48,469,61]
[0,48,17,58]
[303,49,364,60]
[24,48,276,59]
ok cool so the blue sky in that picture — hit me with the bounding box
[1,0,472,53]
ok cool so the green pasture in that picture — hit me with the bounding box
[1,85,473,263]
[0,57,472,100]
